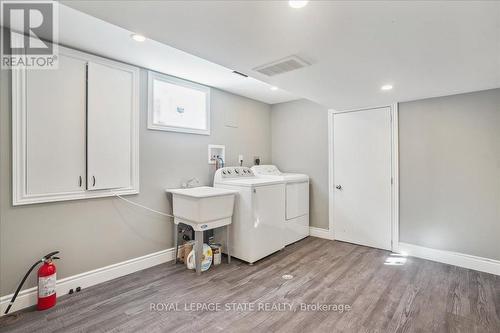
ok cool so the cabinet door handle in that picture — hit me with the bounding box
[92,176,96,187]
[79,176,82,187]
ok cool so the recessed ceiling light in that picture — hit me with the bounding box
[381,84,393,91]
[289,1,309,9]
[130,34,146,42]
[270,86,279,91]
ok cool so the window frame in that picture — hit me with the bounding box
[147,71,211,135]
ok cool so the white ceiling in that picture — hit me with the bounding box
[63,1,500,110]
[19,4,296,104]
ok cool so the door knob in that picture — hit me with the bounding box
[335,185,342,190]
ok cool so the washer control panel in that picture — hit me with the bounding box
[218,167,254,179]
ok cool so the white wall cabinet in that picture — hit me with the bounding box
[12,45,139,205]
[87,62,135,191]
[25,54,87,196]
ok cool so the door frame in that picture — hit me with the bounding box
[328,104,399,252]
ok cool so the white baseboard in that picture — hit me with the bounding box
[309,227,334,240]
[398,242,500,276]
[0,247,176,316]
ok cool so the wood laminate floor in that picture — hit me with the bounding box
[1,237,499,333]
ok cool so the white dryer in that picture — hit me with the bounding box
[214,166,285,264]
[251,165,309,245]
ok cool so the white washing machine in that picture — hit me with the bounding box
[251,165,309,245]
[214,166,285,264]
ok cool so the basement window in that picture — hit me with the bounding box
[147,71,211,135]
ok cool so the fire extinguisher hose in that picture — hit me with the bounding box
[4,251,60,315]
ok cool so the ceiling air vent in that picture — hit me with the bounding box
[253,55,310,77]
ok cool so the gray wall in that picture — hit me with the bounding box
[0,69,272,295]
[399,88,500,260]
[271,99,329,229]
[271,90,500,261]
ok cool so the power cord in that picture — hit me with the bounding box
[113,193,174,218]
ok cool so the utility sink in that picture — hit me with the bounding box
[166,186,238,229]
[166,186,238,275]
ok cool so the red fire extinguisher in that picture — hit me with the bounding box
[37,254,59,310]
[4,251,60,315]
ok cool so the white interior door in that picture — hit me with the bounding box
[87,61,133,190]
[333,107,392,250]
[26,53,87,195]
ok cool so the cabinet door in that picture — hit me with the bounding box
[87,61,135,190]
[25,54,87,195]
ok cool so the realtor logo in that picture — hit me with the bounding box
[1,1,58,69]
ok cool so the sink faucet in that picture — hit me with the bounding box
[182,177,200,189]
